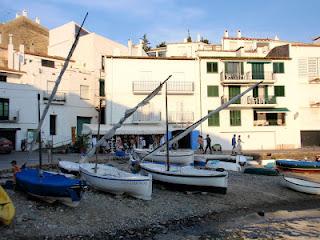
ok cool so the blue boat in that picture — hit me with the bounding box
[276,160,320,173]
[16,169,85,207]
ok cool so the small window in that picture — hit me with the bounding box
[101,56,105,71]
[274,86,285,97]
[80,85,89,99]
[208,111,220,126]
[207,86,219,97]
[41,59,55,68]
[207,62,218,73]
[0,75,7,82]
[0,98,9,120]
[230,110,241,126]
[99,79,105,97]
[50,115,57,135]
[273,62,285,73]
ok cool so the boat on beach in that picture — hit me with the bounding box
[276,160,320,173]
[195,155,247,172]
[0,186,15,225]
[283,176,320,195]
[136,80,263,193]
[243,167,279,176]
[80,163,152,200]
[16,14,88,207]
[140,162,228,193]
[16,168,84,207]
[59,161,80,175]
[134,148,194,166]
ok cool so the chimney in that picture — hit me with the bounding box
[237,30,242,38]
[138,39,143,56]
[224,30,229,38]
[274,35,279,41]
[128,39,132,56]
[8,34,14,69]
[19,44,24,54]
[35,17,40,24]
[197,33,201,42]
[22,10,28,17]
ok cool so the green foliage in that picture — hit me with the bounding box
[201,38,209,44]
[142,34,151,52]
[73,134,90,153]
[156,41,167,48]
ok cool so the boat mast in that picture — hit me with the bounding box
[37,93,42,169]
[94,98,102,173]
[165,82,170,171]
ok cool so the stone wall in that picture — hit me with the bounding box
[0,16,48,55]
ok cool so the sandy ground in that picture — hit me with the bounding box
[1,156,320,239]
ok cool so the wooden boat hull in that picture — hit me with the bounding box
[80,163,152,200]
[276,160,320,173]
[283,177,320,195]
[140,162,228,194]
[16,168,84,207]
[134,149,194,166]
[0,186,15,225]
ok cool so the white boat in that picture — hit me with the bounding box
[134,148,194,165]
[283,177,320,195]
[80,163,152,200]
[140,162,228,193]
[58,161,80,175]
[201,155,247,172]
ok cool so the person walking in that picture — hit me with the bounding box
[231,134,237,155]
[204,134,213,154]
[198,135,204,153]
[237,135,244,154]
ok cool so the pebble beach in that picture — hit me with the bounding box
[1,155,320,240]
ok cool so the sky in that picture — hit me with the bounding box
[1,0,319,47]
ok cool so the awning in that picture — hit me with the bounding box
[255,108,289,113]
[247,61,271,64]
[82,123,172,135]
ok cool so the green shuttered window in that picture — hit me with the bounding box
[273,62,285,73]
[274,86,285,97]
[207,86,219,97]
[208,111,220,126]
[230,110,241,126]
[207,62,218,73]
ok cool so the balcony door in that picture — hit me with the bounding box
[225,62,243,79]
[252,63,265,80]
[229,86,241,104]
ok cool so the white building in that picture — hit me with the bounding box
[100,31,320,150]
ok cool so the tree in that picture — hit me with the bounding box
[187,29,192,42]
[141,34,151,52]
[156,41,167,48]
[201,37,209,44]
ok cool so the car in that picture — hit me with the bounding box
[0,137,13,154]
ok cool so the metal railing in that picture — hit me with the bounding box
[220,71,275,81]
[167,81,194,94]
[254,119,285,126]
[132,81,161,93]
[43,91,66,103]
[132,111,161,122]
[132,81,194,94]
[221,96,276,105]
[168,111,194,123]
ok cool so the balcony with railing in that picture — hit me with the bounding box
[220,71,276,84]
[132,111,161,123]
[132,81,161,94]
[132,81,194,94]
[167,81,194,94]
[168,111,194,123]
[221,95,276,107]
[0,110,19,123]
[43,91,66,104]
